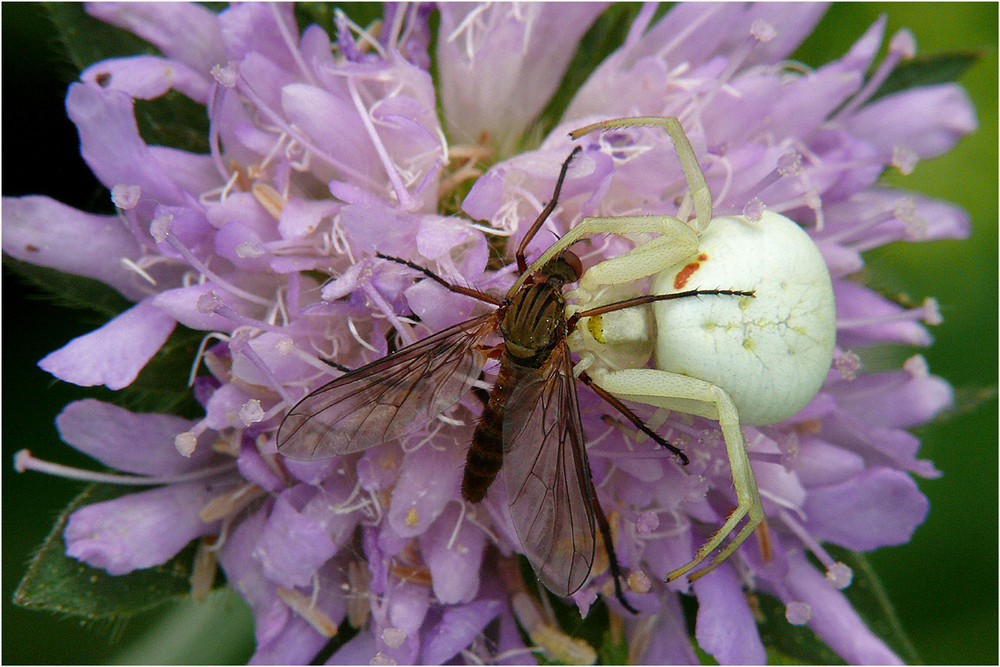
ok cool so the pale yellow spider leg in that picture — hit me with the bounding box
[583,368,766,582]
[570,116,713,233]
[511,214,697,295]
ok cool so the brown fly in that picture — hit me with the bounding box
[277,147,750,612]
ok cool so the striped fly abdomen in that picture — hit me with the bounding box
[462,362,526,502]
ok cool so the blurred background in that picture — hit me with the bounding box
[3,3,996,663]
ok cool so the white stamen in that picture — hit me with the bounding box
[159,229,274,306]
[834,349,861,381]
[211,63,239,88]
[446,500,467,551]
[14,449,235,485]
[778,509,851,586]
[268,3,317,86]
[347,317,380,353]
[175,431,199,457]
[835,27,915,121]
[253,182,287,220]
[785,601,811,625]
[334,9,388,59]
[121,257,158,286]
[635,510,659,535]
[742,197,766,222]
[904,354,931,378]
[239,399,265,426]
[111,184,141,210]
[826,561,853,589]
[751,19,776,42]
[189,332,231,387]
[346,77,419,211]
[920,298,942,326]
[150,214,172,243]
[890,28,917,59]
[891,145,919,175]
[777,151,802,177]
[627,570,652,594]
[236,240,264,258]
[381,627,406,649]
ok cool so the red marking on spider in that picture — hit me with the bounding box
[673,254,709,289]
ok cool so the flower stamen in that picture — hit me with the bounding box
[778,509,853,588]
[346,77,418,211]
[836,297,942,330]
[120,257,158,286]
[277,587,339,637]
[835,27,916,122]
[199,481,265,522]
[14,449,235,485]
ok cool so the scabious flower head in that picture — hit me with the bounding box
[6,3,975,664]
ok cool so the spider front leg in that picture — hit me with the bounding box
[516,116,715,295]
[514,214,699,295]
[570,116,714,233]
[584,367,767,582]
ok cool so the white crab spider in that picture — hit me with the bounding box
[521,116,836,582]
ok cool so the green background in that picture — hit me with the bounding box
[3,3,996,664]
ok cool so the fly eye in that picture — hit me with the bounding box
[561,251,583,281]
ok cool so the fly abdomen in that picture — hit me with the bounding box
[463,362,523,502]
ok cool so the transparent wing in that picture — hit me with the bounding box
[278,313,498,460]
[501,345,596,597]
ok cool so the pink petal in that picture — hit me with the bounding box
[694,565,766,664]
[39,299,176,390]
[2,195,145,301]
[66,82,185,205]
[846,84,977,159]
[81,55,211,103]
[253,486,337,588]
[437,3,606,148]
[86,2,225,73]
[65,480,223,574]
[56,399,216,474]
[636,593,699,664]
[421,599,504,664]
[387,438,464,538]
[420,504,487,604]
[783,552,902,664]
[804,467,928,550]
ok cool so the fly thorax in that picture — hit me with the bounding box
[501,282,565,367]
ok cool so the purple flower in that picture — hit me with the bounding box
[7,3,975,664]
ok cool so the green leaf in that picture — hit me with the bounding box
[754,592,846,665]
[830,546,921,664]
[133,93,212,154]
[44,3,211,153]
[14,484,197,619]
[871,51,980,102]
[296,3,385,37]
[110,324,205,418]
[753,548,921,664]
[44,2,154,72]
[4,258,205,417]
[3,257,131,319]
[597,623,629,665]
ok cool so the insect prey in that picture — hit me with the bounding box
[277,145,753,613]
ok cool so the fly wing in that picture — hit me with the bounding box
[501,345,596,597]
[278,313,498,460]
